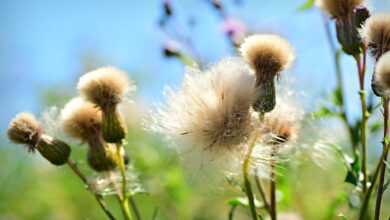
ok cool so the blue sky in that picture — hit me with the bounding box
[0,0,389,135]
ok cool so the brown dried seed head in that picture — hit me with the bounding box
[240,34,295,78]
[77,67,131,109]
[61,97,102,141]
[361,14,390,59]
[7,112,42,150]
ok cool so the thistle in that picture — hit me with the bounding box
[151,58,256,155]
[7,112,71,165]
[372,52,390,97]
[61,98,118,172]
[361,13,390,60]
[240,34,295,113]
[318,0,369,55]
[78,67,134,143]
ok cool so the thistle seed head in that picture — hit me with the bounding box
[372,51,390,97]
[361,13,390,59]
[77,66,133,109]
[7,112,42,151]
[87,142,118,172]
[61,97,102,141]
[240,34,294,78]
[151,58,256,153]
[8,112,71,165]
[240,34,294,113]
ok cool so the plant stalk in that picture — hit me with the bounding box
[270,149,277,220]
[355,51,368,193]
[115,144,133,220]
[374,97,390,220]
[254,174,271,214]
[67,160,116,220]
[242,134,259,220]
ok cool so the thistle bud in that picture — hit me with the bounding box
[36,135,71,165]
[8,112,71,166]
[372,52,390,97]
[101,107,127,143]
[240,34,294,113]
[77,67,134,143]
[87,138,118,172]
[335,7,369,55]
[318,0,368,55]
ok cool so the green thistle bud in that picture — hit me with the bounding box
[253,75,276,113]
[102,106,127,143]
[87,136,118,172]
[36,135,71,166]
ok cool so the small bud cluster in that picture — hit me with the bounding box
[8,66,135,173]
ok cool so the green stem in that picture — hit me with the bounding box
[270,150,277,220]
[243,135,259,220]
[323,16,357,153]
[67,160,116,220]
[374,98,389,220]
[228,205,237,220]
[355,52,368,193]
[115,144,133,220]
[254,174,271,214]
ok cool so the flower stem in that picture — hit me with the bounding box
[323,16,357,153]
[254,173,271,214]
[358,98,389,220]
[374,97,389,220]
[115,143,133,220]
[270,149,277,220]
[67,160,116,220]
[355,52,368,193]
[228,205,237,220]
[243,134,259,220]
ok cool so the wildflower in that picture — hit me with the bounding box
[151,58,256,154]
[221,18,247,46]
[240,34,295,113]
[318,0,369,55]
[372,51,390,97]
[7,112,71,165]
[361,13,390,59]
[78,67,134,143]
[61,98,118,172]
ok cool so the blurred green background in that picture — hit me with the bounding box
[1,0,390,219]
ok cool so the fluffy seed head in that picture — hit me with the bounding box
[61,97,102,141]
[361,14,390,59]
[151,58,256,153]
[372,52,390,97]
[7,112,42,151]
[259,91,303,147]
[317,0,364,18]
[240,34,295,78]
[77,67,134,109]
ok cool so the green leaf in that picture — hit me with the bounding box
[331,87,343,107]
[297,0,315,11]
[227,197,263,208]
[312,106,335,118]
[369,122,382,133]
